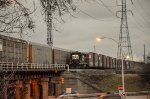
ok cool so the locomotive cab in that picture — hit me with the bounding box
[69,51,87,68]
[71,54,80,64]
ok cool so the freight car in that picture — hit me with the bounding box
[86,52,99,68]
[28,42,52,64]
[0,35,28,63]
[52,47,71,64]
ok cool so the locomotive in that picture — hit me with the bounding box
[0,34,133,70]
[69,51,87,68]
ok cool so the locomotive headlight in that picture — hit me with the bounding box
[72,55,79,60]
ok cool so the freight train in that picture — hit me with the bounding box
[69,51,132,70]
[0,34,132,70]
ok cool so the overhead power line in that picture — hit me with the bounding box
[77,8,98,20]
[77,7,117,21]
[96,0,116,16]
[134,0,150,26]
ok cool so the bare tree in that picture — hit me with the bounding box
[0,0,34,34]
[0,0,35,98]
[40,0,76,20]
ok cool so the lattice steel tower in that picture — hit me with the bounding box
[46,0,53,46]
[117,0,133,61]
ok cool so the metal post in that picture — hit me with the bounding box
[94,45,96,53]
[121,46,125,93]
[67,64,69,72]
[96,37,126,97]
[144,44,146,63]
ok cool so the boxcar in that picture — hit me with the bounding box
[109,57,113,69]
[116,59,122,70]
[112,58,117,69]
[86,52,99,68]
[28,42,52,64]
[86,52,94,67]
[124,60,132,70]
[52,47,70,64]
[0,35,28,63]
[94,53,99,68]
[106,56,110,69]
[98,54,103,68]
[102,55,107,68]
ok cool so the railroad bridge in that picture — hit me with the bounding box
[0,62,68,99]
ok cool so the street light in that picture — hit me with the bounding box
[96,37,126,94]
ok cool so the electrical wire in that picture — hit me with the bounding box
[133,0,150,26]
[127,0,150,36]
[137,0,150,17]
[77,8,99,20]
[77,7,118,22]
[96,0,116,16]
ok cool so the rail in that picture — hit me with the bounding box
[0,62,68,71]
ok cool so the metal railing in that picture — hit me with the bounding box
[0,62,67,71]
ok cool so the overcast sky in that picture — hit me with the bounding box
[7,0,150,62]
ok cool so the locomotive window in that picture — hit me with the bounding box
[82,55,85,61]
[0,39,3,51]
[72,55,79,59]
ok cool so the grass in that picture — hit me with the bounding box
[95,74,148,93]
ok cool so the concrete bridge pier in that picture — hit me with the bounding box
[3,81,8,99]
[40,78,49,99]
[24,80,31,99]
[15,80,22,99]
[31,79,40,99]
[15,80,32,99]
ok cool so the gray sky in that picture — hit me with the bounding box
[9,0,150,61]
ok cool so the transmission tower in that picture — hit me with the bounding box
[117,0,133,61]
[46,0,53,46]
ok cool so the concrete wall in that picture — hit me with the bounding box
[61,71,100,94]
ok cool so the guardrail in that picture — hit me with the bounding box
[0,62,68,71]
[57,93,121,99]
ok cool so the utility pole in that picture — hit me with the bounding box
[117,0,133,61]
[46,0,53,46]
[94,45,96,53]
[144,44,145,63]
